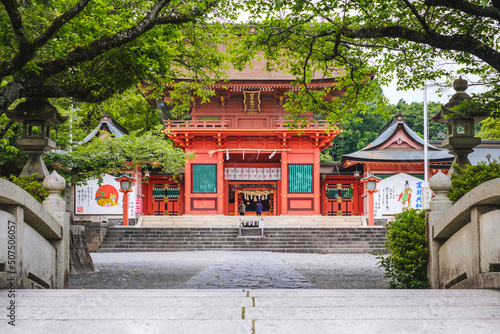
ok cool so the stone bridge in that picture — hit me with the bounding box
[428,172,500,289]
[0,172,69,289]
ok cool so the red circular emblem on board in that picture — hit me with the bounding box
[95,184,120,207]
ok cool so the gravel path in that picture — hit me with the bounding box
[70,251,388,289]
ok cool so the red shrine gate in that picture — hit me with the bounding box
[165,121,339,216]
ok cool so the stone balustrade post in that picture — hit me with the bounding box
[42,171,70,288]
[427,170,453,288]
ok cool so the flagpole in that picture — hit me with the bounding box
[424,84,429,185]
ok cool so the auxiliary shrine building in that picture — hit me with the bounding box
[137,64,456,219]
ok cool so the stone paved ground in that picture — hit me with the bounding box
[3,289,500,333]
[70,251,388,289]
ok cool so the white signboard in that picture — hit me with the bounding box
[374,173,424,217]
[75,174,136,217]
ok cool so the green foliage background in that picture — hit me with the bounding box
[46,127,189,185]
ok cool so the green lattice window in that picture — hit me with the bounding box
[153,187,165,199]
[288,164,312,193]
[192,165,216,193]
[166,187,180,199]
[326,187,353,199]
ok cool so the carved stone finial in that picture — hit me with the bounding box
[430,170,451,194]
[42,171,66,213]
[43,170,66,193]
[453,76,468,93]
[429,170,453,212]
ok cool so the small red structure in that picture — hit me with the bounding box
[360,174,381,226]
[115,174,136,225]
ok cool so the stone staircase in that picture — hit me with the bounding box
[98,225,388,254]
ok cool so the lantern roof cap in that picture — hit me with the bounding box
[7,98,68,124]
[114,174,137,182]
[360,173,381,182]
[432,77,488,124]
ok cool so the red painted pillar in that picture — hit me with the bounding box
[184,158,192,215]
[353,181,360,215]
[272,190,277,216]
[217,151,224,214]
[313,148,321,214]
[367,192,374,226]
[122,191,130,225]
[234,188,239,216]
[280,152,288,215]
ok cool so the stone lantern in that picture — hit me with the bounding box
[431,77,488,169]
[6,99,68,181]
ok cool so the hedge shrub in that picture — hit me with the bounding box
[378,209,429,289]
[448,155,500,203]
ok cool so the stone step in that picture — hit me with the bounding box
[98,226,387,254]
[97,248,388,254]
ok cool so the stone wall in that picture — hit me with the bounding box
[428,173,500,289]
[69,226,96,274]
[71,220,110,252]
[0,173,69,289]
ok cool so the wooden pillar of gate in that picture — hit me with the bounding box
[184,159,192,214]
[234,187,239,216]
[217,151,224,214]
[280,152,288,215]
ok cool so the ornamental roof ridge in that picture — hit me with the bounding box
[79,114,129,144]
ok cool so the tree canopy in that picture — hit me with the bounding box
[0,0,238,179]
[46,127,190,185]
[239,0,500,118]
[0,0,237,115]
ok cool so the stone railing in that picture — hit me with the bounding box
[427,172,500,289]
[0,172,69,289]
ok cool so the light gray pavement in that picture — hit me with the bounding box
[2,289,500,333]
[69,251,388,289]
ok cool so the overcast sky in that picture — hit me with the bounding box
[381,75,487,105]
[382,80,452,105]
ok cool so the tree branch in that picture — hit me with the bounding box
[343,25,500,72]
[401,0,431,34]
[33,0,92,49]
[38,0,205,80]
[0,0,92,78]
[425,0,500,22]
[0,0,29,46]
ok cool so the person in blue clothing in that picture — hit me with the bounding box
[255,200,263,216]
